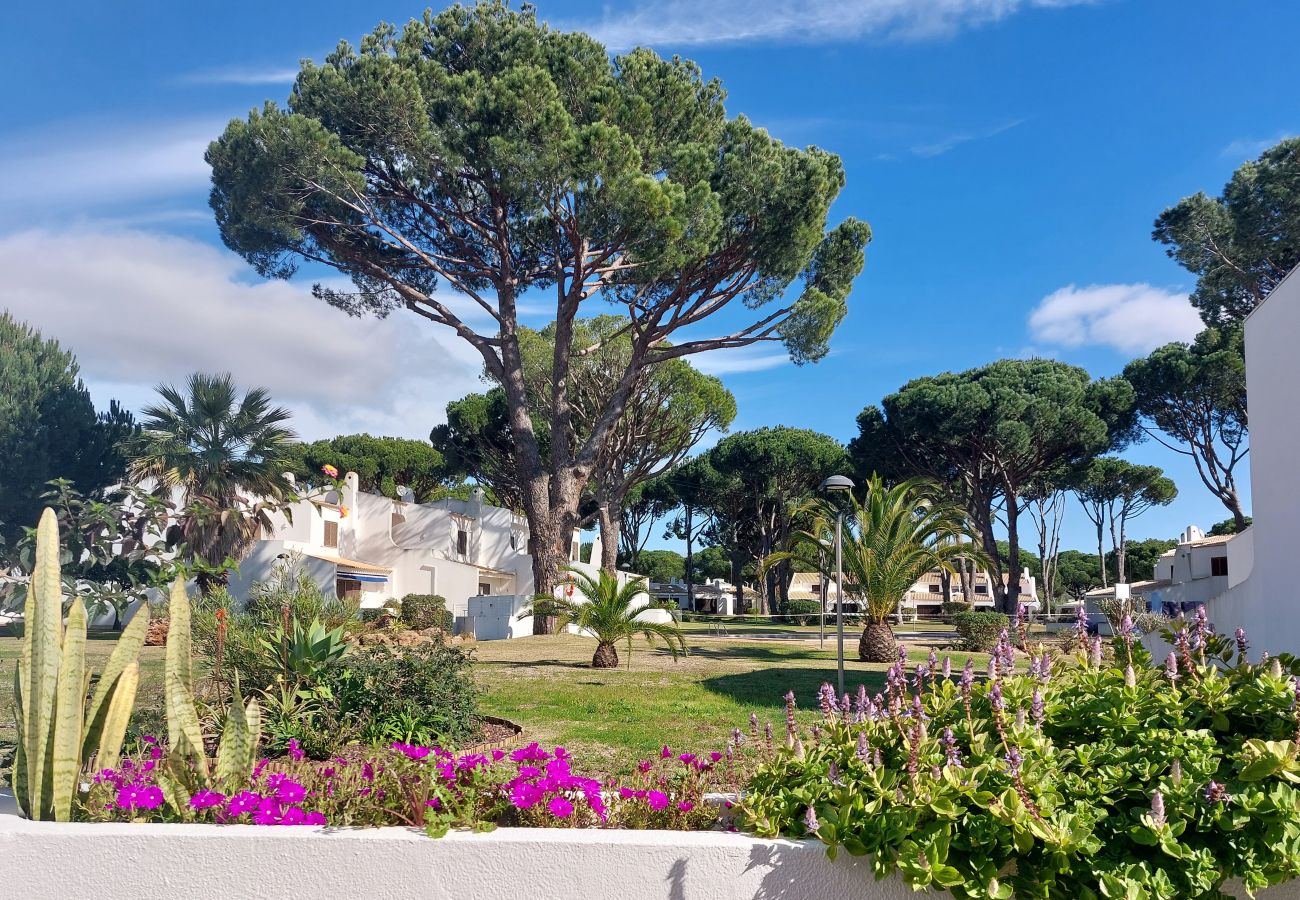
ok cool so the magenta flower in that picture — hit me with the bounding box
[547,797,574,818]
[677,801,694,812]
[190,790,227,811]
[660,745,673,759]
[225,791,261,817]
[637,759,653,773]
[646,790,669,811]
[116,783,164,811]
[288,739,305,762]
[709,751,723,763]
[677,753,696,765]
[392,742,431,761]
[491,749,506,762]
[511,742,550,763]
[510,781,544,809]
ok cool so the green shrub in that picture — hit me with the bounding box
[782,598,823,626]
[400,593,453,632]
[940,600,971,616]
[319,643,480,751]
[952,609,1008,652]
[741,627,1300,898]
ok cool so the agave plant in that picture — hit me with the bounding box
[523,568,686,669]
[766,475,984,662]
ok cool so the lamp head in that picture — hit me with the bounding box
[820,475,855,493]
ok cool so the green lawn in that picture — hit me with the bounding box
[0,635,169,769]
[471,631,981,774]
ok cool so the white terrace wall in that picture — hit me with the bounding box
[1,806,1294,900]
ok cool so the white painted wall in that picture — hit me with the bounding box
[0,802,1291,900]
[1210,267,1300,656]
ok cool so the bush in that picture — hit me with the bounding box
[952,609,1008,652]
[400,593,453,632]
[782,599,823,626]
[940,600,971,616]
[318,642,480,751]
[740,627,1300,898]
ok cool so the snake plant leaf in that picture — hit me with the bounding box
[25,508,64,820]
[81,610,147,765]
[51,597,87,822]
[164,577,208,777]
[94,661,139,773]
[216,674,257,785]
[12,664,28,817]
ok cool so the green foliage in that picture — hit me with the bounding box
[1209,516,1252,536]
[284,433,451,502]
[524,568,686,669]
[782,598,823,626]
[742,632,1300,898]
[0,313,135,549]
[311,643,480,753]
[1154,136,1300,326]
[626,549,685,583]
[12,509,146,821]
[125,373,297,586]
[1109,538,1178,584]
[1056,550,1104,601]
[1123,327,1248,529]
[952,610,1009,652]
[256,617,349,682]
[399,594,453,632]
[692,545,734,582]
[853,359,1135,611]
[431,389,522,511]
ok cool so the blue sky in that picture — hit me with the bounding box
[1,0,1294,559]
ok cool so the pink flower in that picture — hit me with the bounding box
[190,790,227,811]
[660,745,673,759]
[225,791,261,817]
[491,749,506,762]
[646,790,669,811]
[678,801,694,812]
[509,781,544,809]
[288,739,304,762]
[321,464,340,478]
[548,797,574,818]
[116,783,164,811]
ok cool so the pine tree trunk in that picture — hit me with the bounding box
[597,502,620,573]
[858,620,897,662]
[592,641,619,669]
[1096,518,1108,589]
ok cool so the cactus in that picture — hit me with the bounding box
[12,509,145,820]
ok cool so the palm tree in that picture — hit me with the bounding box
[523,567,687,669]
[126,373,295,590]
[766,475,983,663]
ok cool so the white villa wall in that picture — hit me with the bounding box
[1209,267,1300,656]
[0,801,1292,900]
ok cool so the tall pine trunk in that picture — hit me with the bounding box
[684,504,696,612]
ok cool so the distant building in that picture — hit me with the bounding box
[647,578,745,615]
[1084,525,1232,618]
[232,472,646,640]
[786,568,1039,619]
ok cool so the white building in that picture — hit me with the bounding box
[230,471,657,641]
[1191,264,1300,655]
[787,567,1040,619]
[648,578,743,615]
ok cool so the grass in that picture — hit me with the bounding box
[0,634,169,765]
[472,629,985,774]
[0,627,989,780]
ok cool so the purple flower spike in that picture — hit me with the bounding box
[856,730,871,762]
[817,682,837,718]
[1150,791,1166,827]
[1165,652,1180,683]
[1235,627,1249,659]
[961,658,975,690]
[1031,689,1045,729]
[989,682,1005,712]
[942,656,952,680]
[1004,746,1023,775]
[1204,781,1230,804]
[804,805,820,833]
[942,727,963,768]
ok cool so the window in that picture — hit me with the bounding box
[478,582,491,596]
[336,577,361,602]
[510,533,519,551]
[1211,556,1228,577]
[928,583,942,594]
[974,584,988,595]
[391,511,405,530]
[323,521,339,549]
[810,582,822,595]
[456,529,469,556]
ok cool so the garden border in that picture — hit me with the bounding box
[3,790,1296,900]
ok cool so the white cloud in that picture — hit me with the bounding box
[1220,132,1295,161]
[910,118,1025,158]
[0,227,484,441]
[0,118,222,221]
[1027,283,1203,354]
[692,346,790,375]
[566,0,1097,50]
[177,65,300,86]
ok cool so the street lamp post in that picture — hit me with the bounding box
[821,474,855,695]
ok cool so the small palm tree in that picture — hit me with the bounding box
[523,567,687,669]
[767,475,984,662]
[126,373,295,591]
